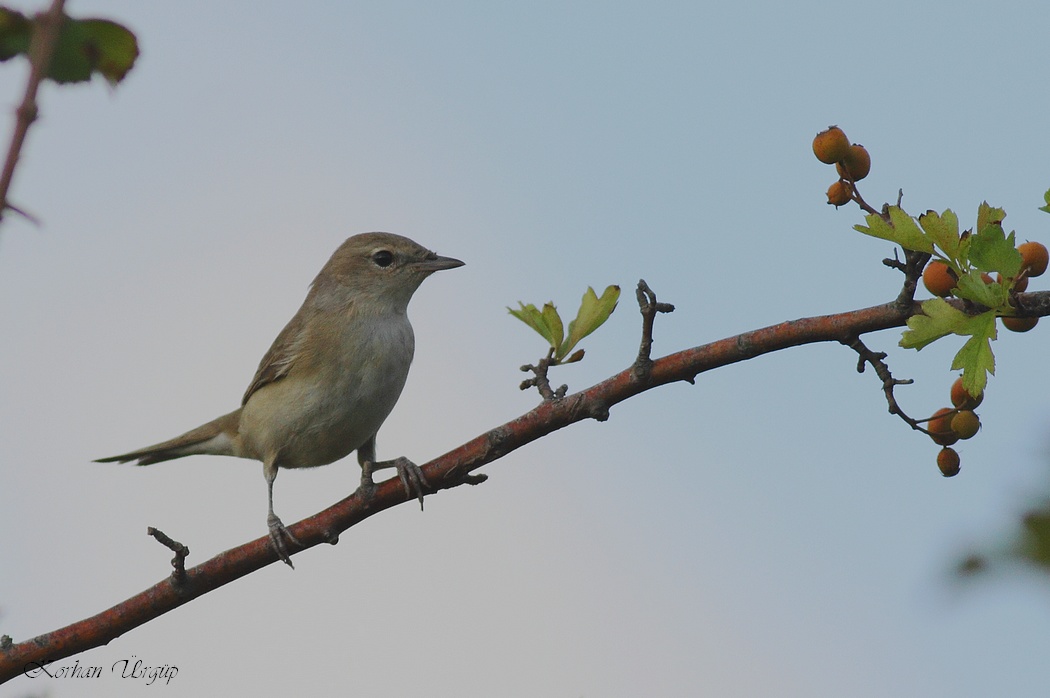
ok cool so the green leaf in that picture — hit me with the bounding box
[958,343,993,396]
[950,312,997,395]
[853,207,932,253]
[0,12,137,84]
[1040,188,1050,215]
[854,214,898,244]
[918,209,960,259]
[967,224,1022,277]
[976,202,1006,233]
[900,298,996,391]
[78,19,138,84]
[954,270,1009,308]
[559,285,620,359]
[901,298,967,350]
[47,16,138,85]
[541,302,564,351]
[887,206,934,253]
[47,17,93,83]
[0,8,30,61]
[508,302,562,350]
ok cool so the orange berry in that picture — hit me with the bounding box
[835,144,871,181]
[1018,241,1049,277]
[812,126,850,164]
[928,407,959,446]
[826,180,852,206]
[997,273,1028,292]
[950,377,983,410]
[923,260,957,297]
[937,447,961,477]
[951,410,980,440]
[1003,315,1038,332]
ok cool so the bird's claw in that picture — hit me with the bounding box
[358,457,429,509]
[393,457,429,510]
[267,512,302,568]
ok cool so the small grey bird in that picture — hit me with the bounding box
[96,232,463,566]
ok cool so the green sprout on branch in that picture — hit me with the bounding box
[509,285,620,364]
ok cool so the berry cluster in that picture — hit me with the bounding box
[922,241,1048,332]
[923,240,1045,475]
[814,124,1048,479]
[813,126,871,207]
[927,378,984,476]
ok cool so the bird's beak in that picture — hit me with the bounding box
[418,254,465,272]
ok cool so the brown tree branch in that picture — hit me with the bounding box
[4,288,1050,683]
[0,0,66,226]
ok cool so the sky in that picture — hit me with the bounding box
[2,1,1050,696]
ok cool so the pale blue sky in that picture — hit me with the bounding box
[2,1,1050,696]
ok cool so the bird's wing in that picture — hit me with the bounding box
[241,307,310,406]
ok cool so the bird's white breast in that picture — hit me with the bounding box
[239,311,415,468]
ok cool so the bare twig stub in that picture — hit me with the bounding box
[633,279,675,382]
[0,0,67,225]
[147,527,190,588]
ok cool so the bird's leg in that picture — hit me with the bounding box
[356,436,428,509]
[265,465,301,568]
[357,437,379,497]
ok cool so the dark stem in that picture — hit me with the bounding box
[633,279,674,381]
[147,527,190,587]
[520,347,566,400]
[0,0,67,226]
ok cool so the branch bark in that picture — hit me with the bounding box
[3,288,1050,683]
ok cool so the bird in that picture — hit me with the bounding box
[96,232,464,566]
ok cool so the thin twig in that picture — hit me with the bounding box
[147,527,190,587]
[881,248,931,308]
[0,0,66,226]
[633,279,674,382]
[4,200,40,224]
[843,173,880,217]
[842,334,934,434]
[519,347,566,400]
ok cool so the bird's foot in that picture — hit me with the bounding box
[267,512,302,568]
[358,457,429,510]
[393,457,429,510]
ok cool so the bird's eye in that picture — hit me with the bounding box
[371,250,394,267]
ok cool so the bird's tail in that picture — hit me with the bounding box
[95,409,242,465]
